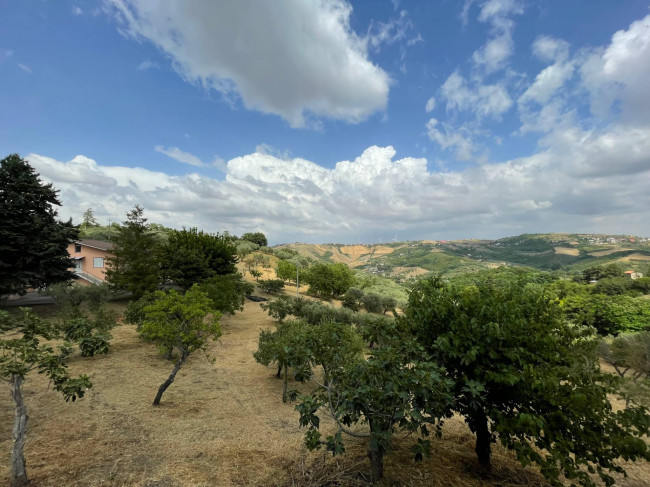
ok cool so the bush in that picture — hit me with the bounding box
[362,293,383,314]
[592,277,635,296]
[273,249,297,260]
[302,262,354,298]
[54,289,117,356]
[260,295,296,323]
[342,287,364,311]
[78,333,112,357]
[632,277,650,294]
[199,274,254,315]
[236,240,259,258]
[258,279,285,294]
[62,317,92,341]
[124,291,158,329]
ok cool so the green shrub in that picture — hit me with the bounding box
[78,333,112,357]
[258,279,285,294]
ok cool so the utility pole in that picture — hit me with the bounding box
[296,264,300,298]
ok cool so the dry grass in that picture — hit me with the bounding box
[588,249,633,257]
[392,267,430,278]
[2,299,649,486]
[338,246,373,261]
[371,246,395,257]
[615,253,650,262]
[554,247,580,256]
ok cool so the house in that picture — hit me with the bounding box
[624,270,644,280]
[67,239,115,285]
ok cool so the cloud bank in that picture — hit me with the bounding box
[27,128,650,244]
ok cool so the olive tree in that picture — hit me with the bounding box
[404,277,650,486]
[139,286,221,405]
[600,332,650,383]
[0,309,91,487]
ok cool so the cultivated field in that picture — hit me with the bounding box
[1,297,649,486]
[554,247,580,256]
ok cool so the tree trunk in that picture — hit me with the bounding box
[276,365,282,378]
[368,442,384,483]
[282,365,288,403]
[164,345,173,361]
[153,353,187,406]
[11,374,29,487]
[474,410,492,470]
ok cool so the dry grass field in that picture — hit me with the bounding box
[1,297,649,487]
[588,249,634,257]
[554,247,580,256]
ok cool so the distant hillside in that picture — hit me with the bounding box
[279,233,650,280]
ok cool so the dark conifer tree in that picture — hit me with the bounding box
[105,205,161,299]
[0,154,78,296]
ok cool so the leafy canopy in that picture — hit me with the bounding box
[161,227,238,289]
[296,337,452,482]
[139,286,221,359]
[302,262,354,298]
[198,273,253,315]
[241,232,268,247]
[403,276,650,486]
[0,308,92,399]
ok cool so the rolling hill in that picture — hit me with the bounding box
[279,233,650,280]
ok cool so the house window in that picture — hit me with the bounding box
[93,257,104,268]
[75,243,81,253]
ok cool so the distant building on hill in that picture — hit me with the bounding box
[67,239,114,285]
[624,270,643,280]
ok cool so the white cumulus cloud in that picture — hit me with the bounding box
[440,71,512,120]
[26,128,650,243]
[106,0,390,128]
[581,14,650,124]
[471,0,523,73]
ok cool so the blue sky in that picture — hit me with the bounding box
[1,1,649,244]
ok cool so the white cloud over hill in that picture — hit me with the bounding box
[27,128,650,243]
